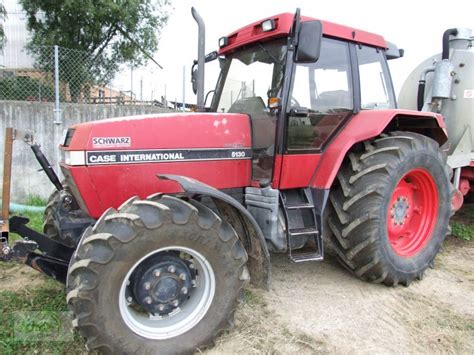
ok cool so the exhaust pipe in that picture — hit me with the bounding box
[191,7,205,112]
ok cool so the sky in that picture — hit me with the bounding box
[126,0,473,106]
[4,0,471,104]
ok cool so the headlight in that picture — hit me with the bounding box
[261,19,275,32]
[63,128,76,147]
[218,37,228,48]
[63,151,86,166]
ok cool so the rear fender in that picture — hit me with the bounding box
[158,174,271,290]
[311,109,448,189]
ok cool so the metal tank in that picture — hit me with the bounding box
[398,28,473,172]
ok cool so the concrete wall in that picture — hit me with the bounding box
[0,100,173,203]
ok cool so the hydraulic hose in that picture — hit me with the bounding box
[416,66,435,111]
[417,81,426,111]
[9,202,45,213]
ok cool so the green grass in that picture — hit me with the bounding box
[451,222,474,241]
[0,280,86,354]
[1,211,87,354]
[24,195,47,207]
[451,204,474,241]
[9,211,44,242]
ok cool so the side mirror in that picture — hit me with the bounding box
[294,20,323,63]
[205,51,218,62]
[191,62,198,95]
[191,51,218,95]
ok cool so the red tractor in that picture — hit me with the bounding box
[1,9,455,353]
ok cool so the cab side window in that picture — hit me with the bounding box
[357,45,396,109]
[288,38,353,150]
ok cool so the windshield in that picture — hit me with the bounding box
[212,39,287,114]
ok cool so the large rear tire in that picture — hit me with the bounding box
[328,132,452,286]
[67,194,247,354]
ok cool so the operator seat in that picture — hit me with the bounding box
[315,90,352,110]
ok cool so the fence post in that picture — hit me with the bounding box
[53,45,61,125]
[182,66,185,112]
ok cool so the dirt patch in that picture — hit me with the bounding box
[210,236,473,353]
[0,262,48,292]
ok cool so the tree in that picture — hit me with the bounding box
[20,0,170,101]
[0,2,6,50]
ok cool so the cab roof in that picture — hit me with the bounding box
[218,12,387,55]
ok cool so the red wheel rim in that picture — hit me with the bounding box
[387,168,438,257]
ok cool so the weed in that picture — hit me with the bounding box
[451,222,474,241]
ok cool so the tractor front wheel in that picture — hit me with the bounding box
[328,131,452,286]
[67,195,247,353]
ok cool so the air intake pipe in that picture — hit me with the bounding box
[442,28,458,60]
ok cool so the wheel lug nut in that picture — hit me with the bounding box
[144,297,152,305]
[158,304,165,312]
[179,273,186,281]
[127,296,133,303]
[189,263,195,269]
[181,287,188,295]
[397,197,401,202]
[168,266,176,273]
[191,280,197,287]
[172,300,179,307]
[154,269,161,277]
[144,282,151,290]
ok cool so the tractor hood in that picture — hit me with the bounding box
[61,112,252,165]
[60,112,253,218]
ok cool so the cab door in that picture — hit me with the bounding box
[275,37,356,189]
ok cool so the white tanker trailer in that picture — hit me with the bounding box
[399,28,473,209]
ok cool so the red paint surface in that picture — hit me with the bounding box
[310,110,446,189]
[65,160,252,219]
[219,13,387,55]
[278,154,321,189]
[461,166,474,195]
[387,168,438,258]
[65,113,251,151]
[61,113,253,218]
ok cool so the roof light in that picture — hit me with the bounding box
[261,19,275,32]
[218,37,228,48]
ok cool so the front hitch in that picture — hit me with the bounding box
[0,128,74,284]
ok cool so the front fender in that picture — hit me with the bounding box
[158,174,271,290]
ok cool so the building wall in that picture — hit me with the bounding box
[0,100,172,202]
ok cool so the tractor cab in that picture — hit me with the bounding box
[198,11,400,186]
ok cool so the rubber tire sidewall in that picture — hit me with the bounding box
[71,218,244,354]
[379,149,450,273]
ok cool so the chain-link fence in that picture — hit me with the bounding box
[0,45,136,105]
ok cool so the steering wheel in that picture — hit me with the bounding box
[290,96,301,107]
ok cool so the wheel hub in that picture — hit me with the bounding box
[391,196,410,225]
[129,254,194,316]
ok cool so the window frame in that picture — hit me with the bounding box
[283,37,359,154]
[355,44,397,110]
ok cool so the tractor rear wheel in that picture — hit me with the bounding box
[328,131,452,286]
[66,195,247,354]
